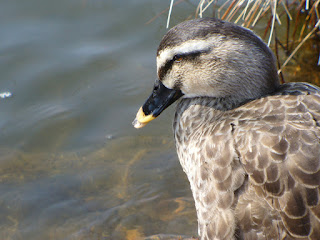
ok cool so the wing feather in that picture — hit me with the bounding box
[234,83,320,238]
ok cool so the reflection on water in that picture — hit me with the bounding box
[1,0,319,239]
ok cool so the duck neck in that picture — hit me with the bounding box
[173,96,245,240]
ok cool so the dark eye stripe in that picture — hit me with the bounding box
[158,59,174,80]
[158,50,209,80]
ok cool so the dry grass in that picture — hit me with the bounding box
[195,0,320,76]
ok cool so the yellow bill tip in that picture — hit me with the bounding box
[132,107,156,129]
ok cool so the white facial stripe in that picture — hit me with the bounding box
[157,40,212,72]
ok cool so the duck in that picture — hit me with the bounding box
[132,18,320,240]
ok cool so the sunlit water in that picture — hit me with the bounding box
[1,1,319,239]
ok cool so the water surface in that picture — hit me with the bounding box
[0,1,201,239]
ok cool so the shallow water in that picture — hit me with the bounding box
[0,1,200,239]
[1,1,319,239]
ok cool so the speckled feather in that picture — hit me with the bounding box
[174,82,320,239]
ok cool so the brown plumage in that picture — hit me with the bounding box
[133,18,320,239]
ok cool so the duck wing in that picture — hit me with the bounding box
[234,82,320,239]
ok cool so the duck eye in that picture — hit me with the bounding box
[173,55,183,63]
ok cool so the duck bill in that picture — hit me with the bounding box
[133,79,183,128]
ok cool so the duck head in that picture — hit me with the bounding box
[133,18,279,128]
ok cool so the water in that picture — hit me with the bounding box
[1,1,319,239]
[0,1,200,239]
